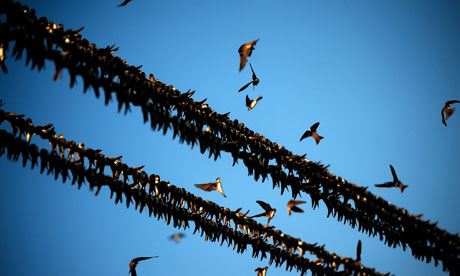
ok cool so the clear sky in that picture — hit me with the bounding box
[1,0,459,275]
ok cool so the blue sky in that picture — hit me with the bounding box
[1,0,459,275]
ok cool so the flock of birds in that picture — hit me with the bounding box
[108,2,460,274]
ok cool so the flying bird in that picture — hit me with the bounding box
[300,122,324,145]
[117,0,132,7]
[239,39,259,72]
[255,266,269,276]
[441,100,460,126]
[374,164,408,193]
[169,233,186,243]
[129,256,158,276]
[287,200,306,216]
[356,240,362,263]
[246,95,263,111]
[238,63,260,92]
[194,177,226,197]
[250,200,276,224]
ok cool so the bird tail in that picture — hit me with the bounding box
[400,184,408,193]
[313,134,324,145]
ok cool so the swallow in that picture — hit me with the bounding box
[246,95,263,111]
[441,100,460,126]
[169,233,186,243]
[129,256,158,276]
[374,164,408,193]
[239,39,259,72]
[194,177,226,197]
[300,122,324,145]
[118,0,132,7]
[250,200,276,224]
[255,266,268,276]
[239,63,260,92]
[287,200,306,216]
[356,240,362,263]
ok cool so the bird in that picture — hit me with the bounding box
[194,177,226,197]
[239,39,259,72]
[287,200,306,216]
[238,63,260,92]
[117,0,132,7]
[128,256,158,276]
[255,266,268,276]
[246,95,263,111]
[356,240,362,263]
[374,164,408,193]
[300,122,324,145]
[250,200,276,224]
[441,100,460,126]
[169,233,186,243]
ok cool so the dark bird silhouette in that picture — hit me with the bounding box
[356,240,362,263]
[246,95,263,111]
[118,0,132,7]
[287,200,306,216]
[300,122,323,145]
[239,39,259,72]
[255,266,269,276]
[169,233,186,243]
[238,63,260,92]
[250,200,276,224]
[441,100,460,126]
[194,177,226,197]
[129,256,158,276]
[375,164,408,193]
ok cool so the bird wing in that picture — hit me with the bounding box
[239,55,248,72]
[195,183,216,191]
[300,130,312,141]
[238,81,253,92]
[310,122,320,131]
[246,95,252,107]
[256,200,272,212]
[446,100,460,105]
[117,0,131,7]
[442,107,447,126]
[249,63,257,80]
[389,164,398,182]
[290,206,304,213]
[374,183,391,188]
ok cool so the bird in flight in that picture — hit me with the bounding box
[117,0,132,7]
[356,240,362,263]
[300,122,324,145]
[255,266,269,276]
[169,233,186,243]
[287,200,306,216]
[129,256,158,276]
[239,39,259,72]
[441,100,460,126]
[246,95,263,111]
[374,164,408,193]
[239,63,260,92]
[250,200,276,224]
[194,177,226,197]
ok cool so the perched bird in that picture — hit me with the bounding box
[250,200,276,224]
[118,0,132,7]
[129,256,158,276]
[287,200,306,216]
[239,39,259,72]
[246,95,263,111]
[169,233,186,243]
[255,266,269,276]
[300,122,324,145]
[374,164,408,193]
[238,63,260,92]
[356,240,362,263]
[194,177,226,197]
[441,100,460,126]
